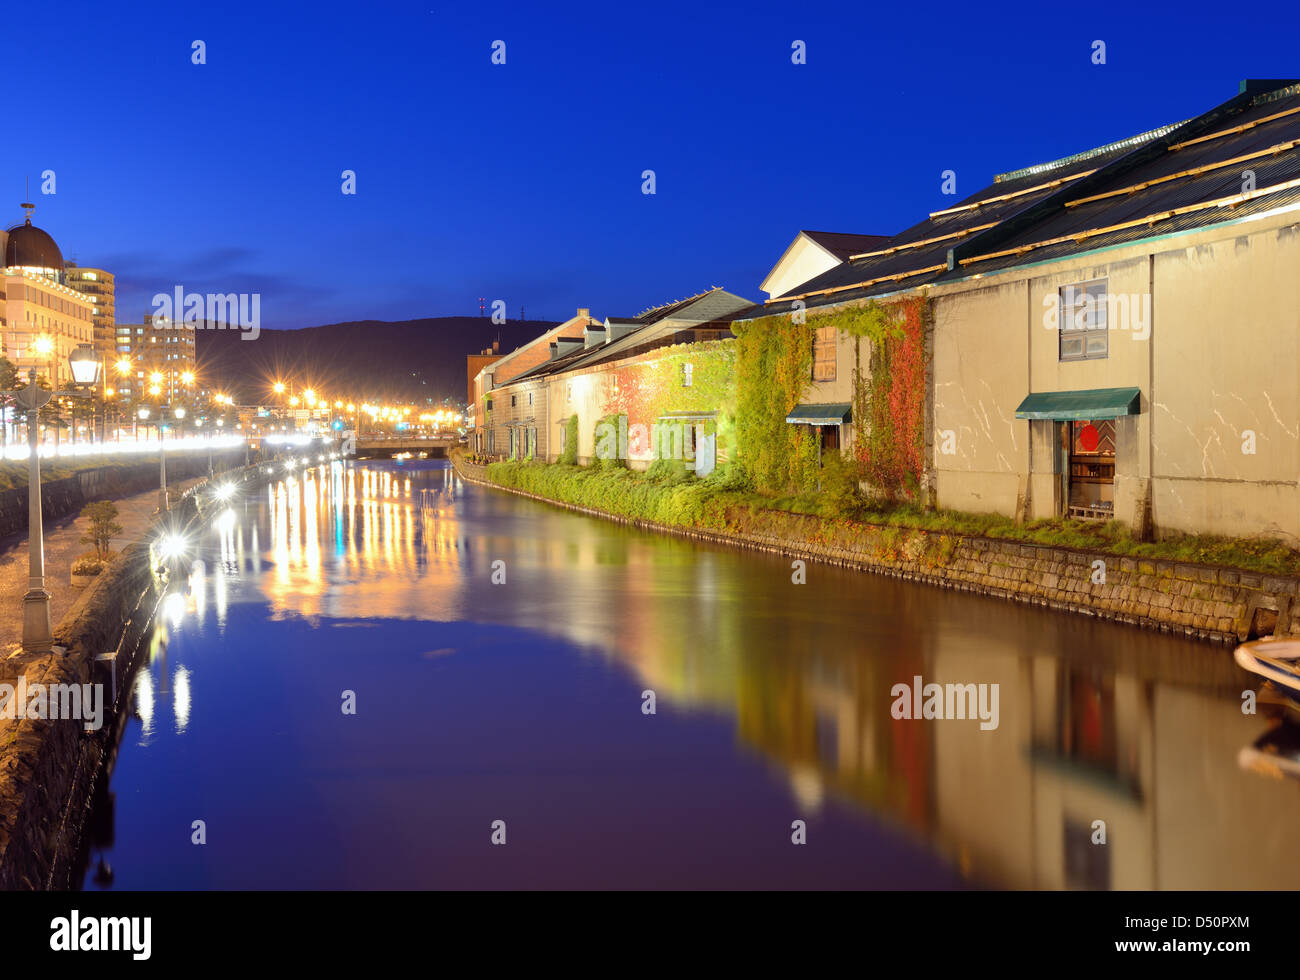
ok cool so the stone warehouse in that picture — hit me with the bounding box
[471,78,1300,544]
[473,289,750,468]
[755,78,1300,544]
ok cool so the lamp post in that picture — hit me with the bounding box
[115,357,133,442]
[158,416,168,513]
[14,370,53,651]
[68,346,100,450]
[4,346,102,652]
[158,407,187,512]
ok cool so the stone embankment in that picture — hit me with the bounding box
[453,455,1292,646]
[0,460,268,889]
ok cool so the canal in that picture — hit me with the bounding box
[78,458,1300,889]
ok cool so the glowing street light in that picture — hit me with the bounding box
[68,344,101,386]
[4,348,106,652]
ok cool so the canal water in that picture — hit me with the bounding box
[78,459,1300,889]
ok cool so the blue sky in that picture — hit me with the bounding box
[6,0,1295,328]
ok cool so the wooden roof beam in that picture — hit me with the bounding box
[958,177,1300,268]
[846,222,998,261]
[1065,138,1300,208]
[927,170,1097,219]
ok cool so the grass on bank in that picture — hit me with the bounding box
[476,455,1300,577]
[0,453,179,491]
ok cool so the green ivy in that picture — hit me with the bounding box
[592,413,626,469]
[559,414,579,465]
[731,314,816,493]
[605,341,735,463]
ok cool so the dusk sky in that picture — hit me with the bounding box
[8,0,1295,328]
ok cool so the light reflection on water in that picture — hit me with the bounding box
[80,459,1300,890]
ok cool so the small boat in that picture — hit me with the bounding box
[1238,721,1300,782]
[1234,638,1300,707]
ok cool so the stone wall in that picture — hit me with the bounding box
[0,451,244,540]
[454,455,1292,645]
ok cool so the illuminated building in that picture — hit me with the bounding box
[63,262,116,366]
[113,314,198,401]
[1,204,96,388]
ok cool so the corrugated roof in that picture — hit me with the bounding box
[752,80,1300,320]
[801,230,891,260]
[499,288,754,385]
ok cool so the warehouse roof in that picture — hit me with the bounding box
[751,79,1300,319]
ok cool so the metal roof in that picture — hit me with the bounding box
[801,230,891,260]
[750,80,1300,321]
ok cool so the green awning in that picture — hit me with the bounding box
[786,403,851,425]
[1015,387,1141,421]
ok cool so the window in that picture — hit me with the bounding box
[510,395,516,407]
[813,325,837,381]
[682,362,693,387]
[1059,280,1108,361]
[527,391,533,406]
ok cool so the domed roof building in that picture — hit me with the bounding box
[2,203,97,389]
[5,206,64,279]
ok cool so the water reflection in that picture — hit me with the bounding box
[97,459,1298,889]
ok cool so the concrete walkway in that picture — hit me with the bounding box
[0,478,202,650]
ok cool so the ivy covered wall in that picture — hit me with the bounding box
[547,295,930,500]
[850,297,929,501]
[731,314,817,493]
[729,296,930,499]
[603,340,737,462]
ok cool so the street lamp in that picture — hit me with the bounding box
[69,344,99,386]
[68,345,101,447]
[4,346,102,652]
[158,408,186,513]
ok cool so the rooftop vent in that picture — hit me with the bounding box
[605,318,640,344]
[551,337,584,359]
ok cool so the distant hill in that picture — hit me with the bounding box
[195,317,559,405]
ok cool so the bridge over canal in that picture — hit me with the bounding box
[350,436,459,459]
